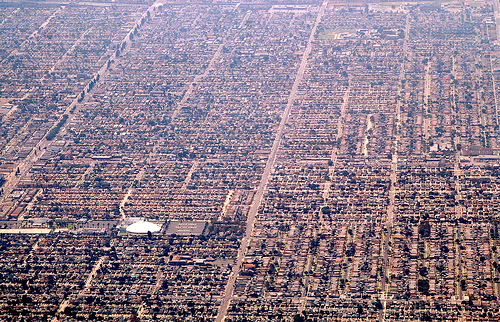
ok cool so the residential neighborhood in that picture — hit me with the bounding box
[1,0,500,320]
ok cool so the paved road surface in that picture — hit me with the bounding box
[379,13,410,322]
[215,2,328,321]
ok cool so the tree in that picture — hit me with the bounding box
[293,314,305,322]
[418,279,429,295]
[419,221,431,238]
[345,243,356,257]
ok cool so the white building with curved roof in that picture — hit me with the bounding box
[126,221,161,234]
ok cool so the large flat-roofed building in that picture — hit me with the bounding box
[165,220,207,236]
